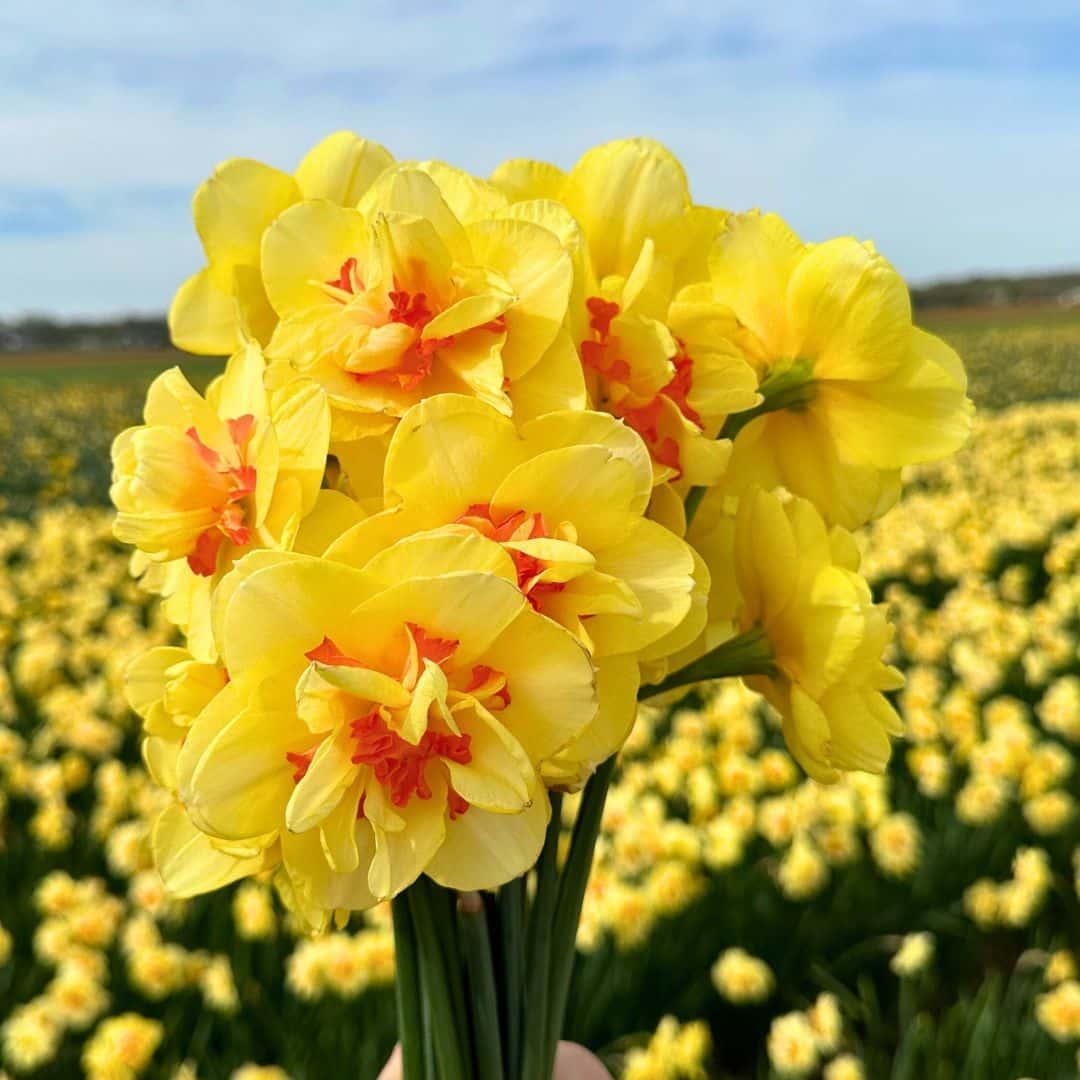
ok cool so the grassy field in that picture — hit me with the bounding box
[0,315,1078,1079]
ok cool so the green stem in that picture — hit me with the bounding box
[391,894,426,1080]
[638,626,775,699]
[521,791,564,1080]
[457,892,505,1080]
[683,484,707,527]
[408,880,470,1080]
[496,876,526,1079]
[543,754,618,1078]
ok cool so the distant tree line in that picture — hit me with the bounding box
[0,315,171,353]
[3,271,1080,352]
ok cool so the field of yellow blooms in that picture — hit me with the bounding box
[1,315,1078,1079]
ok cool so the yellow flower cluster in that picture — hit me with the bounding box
[621,1015,711,1080]
[82,1013,162,1080]
[764,993,856,1078]
[105,132,972,925]
[285,927,396,1001]
[711,947,774,1005]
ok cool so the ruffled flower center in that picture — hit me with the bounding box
[455,503,572,611]
[321,259,506,392]
[582,296,702,477]
[289,623,513,821]
[185,415,257,576]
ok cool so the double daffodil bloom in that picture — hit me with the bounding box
[111,343,331,657]
[732,488,905,783]
[170,131,394,355]
[323,393,701,785]
[261,162,584,492]
[711,211,974,528]
[125,647,274,898]
[172,534,597,926]
[493,138,760,485]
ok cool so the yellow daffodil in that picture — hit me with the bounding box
[260,162,583,493]
[731,488,905,783]
[170,131,394,354]
[493,138,760,485]
[323,393,700,785]
[110,343,331,656]
[711,211,974,528]
[124,647,275,898]
[172,534,597,925]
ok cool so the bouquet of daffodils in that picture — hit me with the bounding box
[111,134,973,1079]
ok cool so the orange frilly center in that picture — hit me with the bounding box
[323,258,506,392]
[288,623,512,822]
[582,296,702,477]
[185,414,257,577]
[455,503,568,611]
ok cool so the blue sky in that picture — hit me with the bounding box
[2,1,1079,317]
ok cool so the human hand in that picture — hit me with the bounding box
[377,1041,611,1078]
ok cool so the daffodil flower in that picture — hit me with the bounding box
[731,488,905,782]
[170,131,394,355]
[124,647,274,899]
[322,393,701,785]
[172,534,597,925]
[260,163,584,493]
[711,211,974,528]
[493,138,760,485]
[110,343,331,657]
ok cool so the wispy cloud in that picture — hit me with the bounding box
[2,1,1078,315]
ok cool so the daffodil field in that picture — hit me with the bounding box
[0,310,1076,1080]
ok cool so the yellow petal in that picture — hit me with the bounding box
[786,237,913,381]
[293,490,367,557]
[168,267,240,356]
[383,394,524,519]
[480,605,596,762]
[541,653,639,789]
[709,211,805,355]
[125,646,190,724]
[282,826,378,913]
[490,158,567,202]
[193,157,299,267]
[368,771,447,899]
[295,131,394,205]
[350,572,526,669]
[269,376,331,511]
[563,138,690,279]
[360,527,517,587]
[520,409,653,511]
[465,217,572,378]
[585,518,695,655]
[508,330,588,422]
[426,784,548,892]
[446,710,533,812]
[261,200,369,317]
[491,444,642,552]
[154,802,269,899]
[286,725,358,833]
[414,160,509,224]
[220,553,377,685]
[320,778,366,873]
[361,168,469,265]
[816,332,973,469]
[187,701,315,841]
